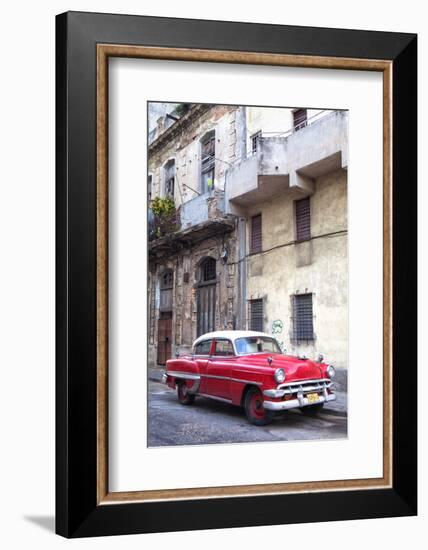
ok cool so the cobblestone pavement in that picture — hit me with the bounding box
[147,380,347,447]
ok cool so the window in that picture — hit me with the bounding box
[293,108,307,131]
[235,336,281,355]
[293,293,314,340]
[295,197,311,241]
[201,131,215,194]
[160,270,173,289]
[147,175,152,202]
[250,214,262,254]
[159,270,173,311]
[200,257,216,282]
[194,339,212,355]
[164,159,175,198]
[251,131,262,153]
[249,299,263,332]
[213,339,234,356]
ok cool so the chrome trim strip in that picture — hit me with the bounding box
[266,379,332,397]
[201,373,262,386]
[166,371,200,380]
[278,378,331,388]
[166,371,261,386]
[263,393,336,411]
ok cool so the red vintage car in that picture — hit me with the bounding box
[163,330,336,425]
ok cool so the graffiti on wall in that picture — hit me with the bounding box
[271,319,286,353]
[272,319,283,334]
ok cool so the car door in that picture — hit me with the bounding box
[193,339,212,394]
[205,339,235,400]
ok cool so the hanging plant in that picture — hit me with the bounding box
[151,196,176,217]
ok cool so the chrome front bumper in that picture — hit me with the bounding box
[263,391,336,411]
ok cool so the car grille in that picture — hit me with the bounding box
[278,378,332,395]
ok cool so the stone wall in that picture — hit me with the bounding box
[148,228,238,363]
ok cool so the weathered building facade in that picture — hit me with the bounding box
[148,103,348,372]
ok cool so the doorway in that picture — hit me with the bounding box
[197,257,217,337]
[157,312,172,365]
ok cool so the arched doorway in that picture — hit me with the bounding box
[197,257,217,337]
[157,269,173,365]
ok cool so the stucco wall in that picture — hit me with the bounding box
[245,107,326,152]
[246,169,348,369]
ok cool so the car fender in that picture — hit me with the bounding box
[165,357,201,392]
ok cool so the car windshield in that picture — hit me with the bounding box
[235,337,282,355]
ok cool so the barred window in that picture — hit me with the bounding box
[293,108,307,131]
[160,270,173,289]
[250,214,262,254]
[295,197,311,241]
[251,131,262,153]
[293,293,314,340]
[200,257,216,282]
[249,299,263,332]
[159,270,173,311]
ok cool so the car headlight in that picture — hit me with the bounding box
[274,368,286,383]
[327,365,335,378]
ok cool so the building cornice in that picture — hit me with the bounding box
[148,104,214,156]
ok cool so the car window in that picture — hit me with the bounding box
[213,339,234,356]
[194,339,212,355]
[235,337,281,355]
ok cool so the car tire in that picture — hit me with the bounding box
[301,403,324,415]
[244,387,274,426]
[177,381,195,405]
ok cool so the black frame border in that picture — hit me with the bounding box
[56,11,417,538]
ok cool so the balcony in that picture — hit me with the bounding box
[149,190,234,258]
[225,110,348,212]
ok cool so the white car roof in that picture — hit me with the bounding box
[193,330,274,346]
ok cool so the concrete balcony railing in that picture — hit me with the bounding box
[225,110,348,212]
[180,190,225,230]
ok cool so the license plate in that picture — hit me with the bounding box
[307,393,320,404]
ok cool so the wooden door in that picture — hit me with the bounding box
[157,312,172,365]
[197,284,216,337]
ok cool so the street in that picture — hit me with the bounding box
[147,380,347,447]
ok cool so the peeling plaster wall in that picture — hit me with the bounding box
[148,104,241,364]
[148,104,239,207]
[148,232,238,364]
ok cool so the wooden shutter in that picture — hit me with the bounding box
[250,214,262,253]
[250,299,263,332]
[293,108,307,131]
[293,294,314,340]
[295,197,311,241]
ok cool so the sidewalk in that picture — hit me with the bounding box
[149,365,166,383]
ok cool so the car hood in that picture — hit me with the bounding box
[237,353,323,382]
